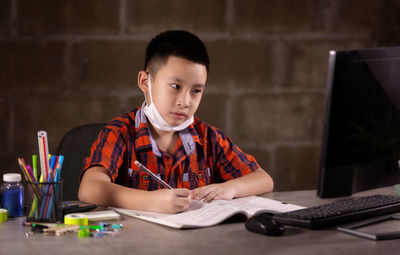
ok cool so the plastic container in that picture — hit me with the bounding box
[1,173,24,217]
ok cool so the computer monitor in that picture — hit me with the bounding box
[318,46,400,198]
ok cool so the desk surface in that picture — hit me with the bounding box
[0,186,399,255]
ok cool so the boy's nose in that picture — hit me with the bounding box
[177,91,190,108]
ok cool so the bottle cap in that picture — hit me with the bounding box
[3,173,22,182]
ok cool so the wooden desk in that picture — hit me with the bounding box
[0,186,399,255]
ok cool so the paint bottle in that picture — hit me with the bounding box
[1,173,24,217]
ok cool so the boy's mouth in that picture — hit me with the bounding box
[171,111,187,119]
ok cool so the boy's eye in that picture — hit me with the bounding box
[171,84,180,89]
[193,89,203,94]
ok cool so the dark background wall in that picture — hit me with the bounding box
[1,0,400,191]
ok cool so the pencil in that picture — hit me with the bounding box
[134,161,172,189]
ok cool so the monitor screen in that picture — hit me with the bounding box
[318,47,400,198]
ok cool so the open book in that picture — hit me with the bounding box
[111,196,305,229]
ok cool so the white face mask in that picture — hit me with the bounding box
[143,75,194,132]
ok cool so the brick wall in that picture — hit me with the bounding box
[1,0,399,191]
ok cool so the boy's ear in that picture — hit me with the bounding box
[137,71,150,94]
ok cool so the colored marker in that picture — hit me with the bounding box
[49,155,57,181]
[32,155,38,182]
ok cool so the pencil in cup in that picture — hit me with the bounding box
[45,156,63,220]
[17,158,43,217]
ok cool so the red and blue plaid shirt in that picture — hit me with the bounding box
[82,104,260,190]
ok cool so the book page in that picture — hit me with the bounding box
[161,200,244,227]
[221,196,305,215]
[112,200,229,228]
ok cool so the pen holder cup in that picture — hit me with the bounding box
[25,180,63,223]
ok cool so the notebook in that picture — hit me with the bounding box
[111,196,304,229]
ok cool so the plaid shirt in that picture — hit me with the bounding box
[82,104,260,190]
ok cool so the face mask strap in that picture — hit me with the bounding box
[145,72,153,105]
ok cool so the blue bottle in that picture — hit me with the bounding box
[1,173,24,217]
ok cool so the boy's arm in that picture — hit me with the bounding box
[191,168,273,202]
[78,166,192,213]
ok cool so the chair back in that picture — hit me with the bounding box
[56,123,106,201]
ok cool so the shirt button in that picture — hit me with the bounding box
[142,175,148,180]
[197,173,203,179]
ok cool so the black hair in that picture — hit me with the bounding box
[144,30,210,75]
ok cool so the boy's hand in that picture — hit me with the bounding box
[149,188,192,214]
[191,183,237,203]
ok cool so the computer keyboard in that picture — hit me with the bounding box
[272,194,400,229]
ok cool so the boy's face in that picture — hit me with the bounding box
[147,56,207,127]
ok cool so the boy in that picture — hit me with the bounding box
[78,30,274,214]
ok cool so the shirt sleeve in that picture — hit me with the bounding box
[213,128,260,181]
[81,124,127,182]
